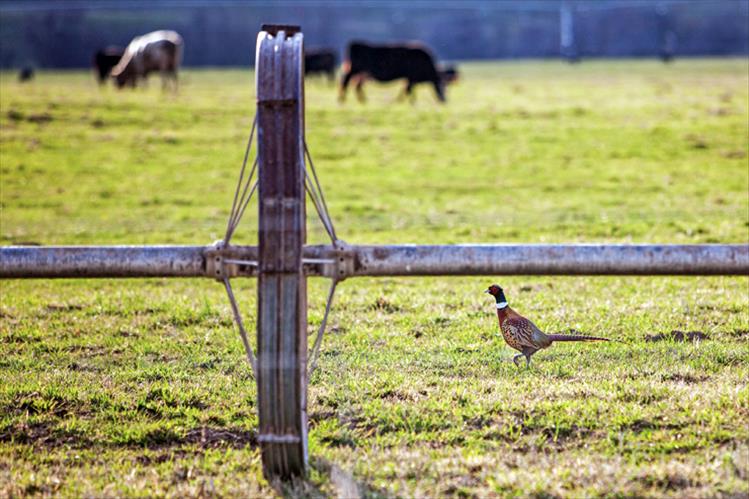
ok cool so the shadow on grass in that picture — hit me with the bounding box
[3,422,392,496]
[0,422,257,451]
[271,456,395,499]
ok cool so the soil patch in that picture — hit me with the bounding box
[645,330,708,342]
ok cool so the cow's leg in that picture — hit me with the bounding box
[354,76,366,103]
[395,81,413,103]
[163,70,176,94]
[432,79,446,103]
[395,84,408,102]
[339,70,355,102]
[406,81,416,104]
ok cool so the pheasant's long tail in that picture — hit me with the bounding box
[547,334,609,342]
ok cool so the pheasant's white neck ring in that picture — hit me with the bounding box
[496,302,508,309]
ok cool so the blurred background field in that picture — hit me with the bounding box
[2,59,747,246]
[1,59,748,496]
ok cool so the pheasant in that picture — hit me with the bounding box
[485,284,609,367]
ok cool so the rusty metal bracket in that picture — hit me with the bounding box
[205,241,231,280]
[325,241,355,281]
[299,241,355,280]
[203,240,355,282]
[204,241,259,280]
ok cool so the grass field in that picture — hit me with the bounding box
[1,59,748,497]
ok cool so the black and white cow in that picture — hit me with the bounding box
[111,31,183,91]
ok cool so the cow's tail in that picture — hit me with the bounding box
[174,36,184,70]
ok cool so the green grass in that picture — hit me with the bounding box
[1,59,748,497]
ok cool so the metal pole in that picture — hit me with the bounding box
[339,244,749,276]
[0,245,210,278]
[2,244,748,278]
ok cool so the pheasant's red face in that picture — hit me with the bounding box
[486,284,501,295]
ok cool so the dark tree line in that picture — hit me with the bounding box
[0,0,747,68]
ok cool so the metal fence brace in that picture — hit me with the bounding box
[1,25,748,480]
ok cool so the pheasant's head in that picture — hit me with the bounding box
[485,284,508,307]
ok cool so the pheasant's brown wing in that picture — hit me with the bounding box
[503,317,537,349]
[527,319,552,348]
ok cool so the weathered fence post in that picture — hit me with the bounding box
[255,25,308,478]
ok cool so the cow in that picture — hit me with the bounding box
[18,67,34,82]
[340,41,457,103]
[111,30,183,91]
[93,46,124,85]
[305,48,337,82]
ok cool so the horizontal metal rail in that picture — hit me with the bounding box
[340,244,749,276]
[0,245,210,278]
[1,244,747,278]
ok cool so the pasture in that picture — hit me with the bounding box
[1,59,748,497]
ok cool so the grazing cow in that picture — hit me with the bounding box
[340,41,457,103]
[93,46,124,85]
[111,30,183,91]
[305,48,337,82]
[18,67,34,82]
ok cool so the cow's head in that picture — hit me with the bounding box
[110,55,136,89]
[439,66,459,86]
[112,71,134,88]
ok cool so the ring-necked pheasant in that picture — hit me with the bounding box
[485,284,609,367]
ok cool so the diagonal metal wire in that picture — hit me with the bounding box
[225,116,258,244]
[228,174,259,239]
[304,173,336,243]
[304,141,337,242]
[227,160,259,239]
[222,277,258,377]
[308,278,338,377]
[222,129,340,379]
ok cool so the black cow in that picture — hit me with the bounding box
[93,46,124,85]
[340,41,457,103]
[305,48,337,82]
[18,67,34,82]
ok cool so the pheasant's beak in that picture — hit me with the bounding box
[484,289,490,294]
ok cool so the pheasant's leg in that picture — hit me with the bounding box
[512,354,524,368]
[522,347,536,368]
